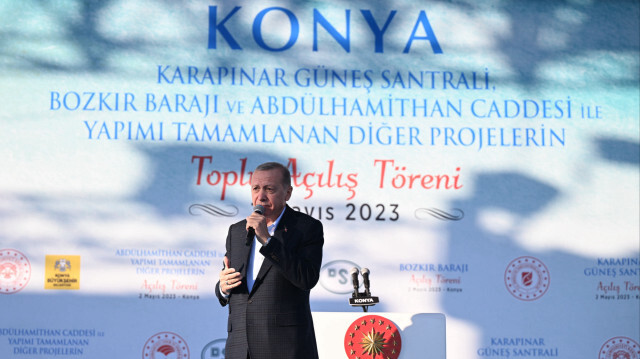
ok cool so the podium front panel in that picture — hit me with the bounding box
[312,312,446,359]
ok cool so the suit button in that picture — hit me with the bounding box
[248,299,253,304]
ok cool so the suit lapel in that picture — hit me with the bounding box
[250,206,293,295]
[235,224,252,279]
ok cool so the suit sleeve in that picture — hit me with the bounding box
[259,217,324,291]
[214,227,232,307]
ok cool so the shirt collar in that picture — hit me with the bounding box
[268,207,286,234]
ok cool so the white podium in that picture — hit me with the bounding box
[312,312,446,359]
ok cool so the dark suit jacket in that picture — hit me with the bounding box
[215,205,323,359]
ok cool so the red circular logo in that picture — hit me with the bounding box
[504,256,550,301]
[344,315,402,359]
[599,337,640,359]
[142,332,189,359]
[0,249,31,294]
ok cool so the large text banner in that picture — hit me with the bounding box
[1,1,639,358]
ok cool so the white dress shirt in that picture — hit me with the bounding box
[220,208,286,297]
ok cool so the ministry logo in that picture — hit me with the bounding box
[142,332,190,359]
[504,256,550,301]
[0,249,31,294]
[599,337,640,359]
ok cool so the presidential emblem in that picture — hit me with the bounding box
[344,315,402,359]
[0,249,31,294]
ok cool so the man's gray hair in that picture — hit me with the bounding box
[254,162,291,187]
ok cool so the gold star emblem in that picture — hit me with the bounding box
[359,328,386,358]
[343,315,402,359]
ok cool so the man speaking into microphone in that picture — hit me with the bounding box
[215,162,324,359]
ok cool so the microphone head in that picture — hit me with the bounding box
[361,267,370,276]
[350,267,359,276]
[253,205,265,214]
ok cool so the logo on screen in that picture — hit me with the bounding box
[142,332,190,359]
[599,337,640,359]
[320,260,360,294]
[0,249,31,294]
[344,315,402,359]
[45,255,81,290]
[504,256,550,301]
[201,338,226,359]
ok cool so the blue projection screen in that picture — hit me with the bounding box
[1,1,639,358]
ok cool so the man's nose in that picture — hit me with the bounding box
[256,190,268,200]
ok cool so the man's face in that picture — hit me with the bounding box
[250,169,292,220]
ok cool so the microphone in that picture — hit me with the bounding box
[361,267,371,296]
[347,266,379,312]
[245,205,265,246]
[350,267,360,297]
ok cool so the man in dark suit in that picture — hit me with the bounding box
[215,162,324,359]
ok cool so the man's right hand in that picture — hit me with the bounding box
[219,256,242,295]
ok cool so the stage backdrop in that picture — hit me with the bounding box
[1,1,639,358]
